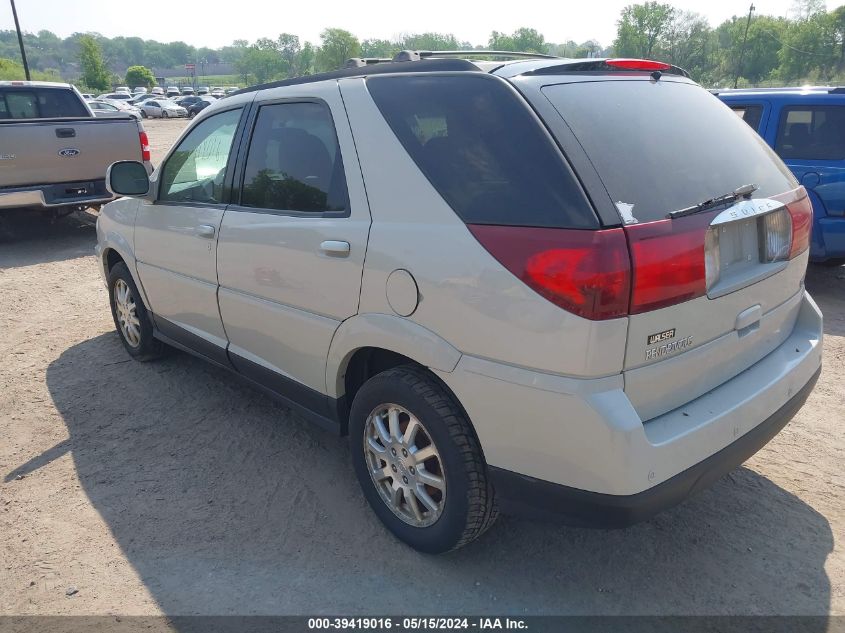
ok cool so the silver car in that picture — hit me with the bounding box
[86,99,142,120]
[97,54,822,553]
[140,98,188,119]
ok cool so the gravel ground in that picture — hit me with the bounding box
[0,117,843,617]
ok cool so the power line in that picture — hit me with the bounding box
[759,27,832,56]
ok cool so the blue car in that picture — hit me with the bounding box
[716,87,845,262]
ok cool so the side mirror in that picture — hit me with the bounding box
[107,160,150,197]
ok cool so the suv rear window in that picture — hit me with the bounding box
[775,105,845,160]
[542,81,796,223]
[0,88,88,119]
[367,74,597,229]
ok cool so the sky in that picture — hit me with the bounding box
[1,0,804,49]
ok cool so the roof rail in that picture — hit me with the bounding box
[344,57,392,68]
[397,49,560,61]
[346,50,560,67]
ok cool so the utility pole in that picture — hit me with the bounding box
[734,3,755,89]
[9,0,31,80]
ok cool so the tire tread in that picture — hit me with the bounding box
[378,365,498,551]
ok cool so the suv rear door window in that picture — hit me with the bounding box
[542,81,796,223]
[240,101,349,213]
[775,106,845,160]
[366,74,597,229]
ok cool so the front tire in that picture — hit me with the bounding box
[349,365,498,553]
[162,110,169,119]
[107,262,165,361]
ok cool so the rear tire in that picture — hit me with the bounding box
[107,262,166,361]
[349,365,498,553]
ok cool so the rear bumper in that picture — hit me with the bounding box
[489,365,820,527]
[0,179,114,210]
[437,290,823,523]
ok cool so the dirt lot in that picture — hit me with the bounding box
[1,117,843,616]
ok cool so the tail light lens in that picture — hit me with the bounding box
[139,130,151,162]
[625,215,710,314]
[467,225,631,320]
[786,193,812,259]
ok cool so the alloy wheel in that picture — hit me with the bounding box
[363,403,446,528]
[113,279,141,348]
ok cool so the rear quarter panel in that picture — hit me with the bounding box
[339,77,628,379]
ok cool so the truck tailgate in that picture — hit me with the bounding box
[0,118,141,187]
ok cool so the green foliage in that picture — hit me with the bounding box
[125,64,155,88]
[8,7,845,92]
[78,35,110,91]
[316,28,361,72]
[489,28,546,53]
[614,2,675,58]
[0,57,60,81]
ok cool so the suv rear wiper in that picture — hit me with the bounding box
[668,183,758,219]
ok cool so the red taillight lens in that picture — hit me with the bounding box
[786,193,812,259]
[139,130,151,162]
[625,214,710,314]
[467,225,631,320]
[606,58,672,71]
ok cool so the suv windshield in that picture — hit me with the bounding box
[541,80,796,223]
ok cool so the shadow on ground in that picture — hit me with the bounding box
[17,328,832,617]
[0,211,96,269]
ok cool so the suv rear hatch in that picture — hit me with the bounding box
[538,74,810,421]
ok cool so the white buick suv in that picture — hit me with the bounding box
[96,53,823,553]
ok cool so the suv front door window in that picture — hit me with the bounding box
[133,107,243,362]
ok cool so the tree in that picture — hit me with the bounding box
[614,2,675,57]
[402,32,459,51]
[78,35,110,91]
[316,28,361,71]
[236,45,281,84]
[125,65,155,88]
[361,38,396,58]
[662,10,713,78]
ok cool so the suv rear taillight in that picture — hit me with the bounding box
[468,189,808,321]
[139,130,151,162]
[467,225,631,320]
[626,215,709,314]
[786,192,813,259]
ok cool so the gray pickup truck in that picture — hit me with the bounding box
[0,81,152,217]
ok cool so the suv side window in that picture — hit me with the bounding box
[775,105,845,160]
[159,108,242,204]
[729,105,764,132]
[240,101,348,214]
[367,74,597,229]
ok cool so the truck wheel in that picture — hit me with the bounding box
[349,365,498,553]
[107,263,166,361]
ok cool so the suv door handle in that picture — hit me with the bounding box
[196,224,216,239]
[320,240,350,257]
